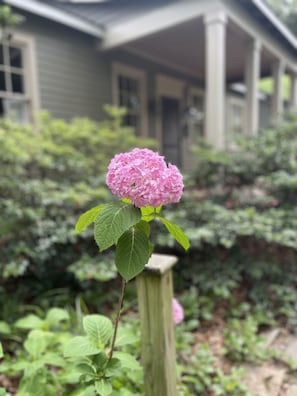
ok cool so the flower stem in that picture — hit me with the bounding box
[109,277,126,360]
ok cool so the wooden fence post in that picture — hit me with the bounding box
[136,253,178,396]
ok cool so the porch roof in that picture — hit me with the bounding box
[6,0,297,56]
[3,0,103,37]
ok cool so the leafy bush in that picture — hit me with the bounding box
[155,115,296,257]
[0,107,155,304]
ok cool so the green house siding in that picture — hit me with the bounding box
[18,14,111,121]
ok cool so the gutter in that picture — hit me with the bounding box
[4,0,103,38]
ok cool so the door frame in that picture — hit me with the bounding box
[155,74,185,163]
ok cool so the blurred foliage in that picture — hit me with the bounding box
[0,107,156,308]
[156,116,297,251]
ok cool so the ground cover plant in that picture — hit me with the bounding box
[0,112,297,395]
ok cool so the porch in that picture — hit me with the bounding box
[101,0,297,168]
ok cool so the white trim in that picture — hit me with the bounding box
[101,0,219,50]
[112,62,148,137]
[4,0,103,38]
[0,32,40,122]
[19,32,40,120]
[183,86,205,170]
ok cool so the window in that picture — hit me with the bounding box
[112,63,147,136]
[0,35,38,123]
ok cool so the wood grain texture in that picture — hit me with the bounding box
[137,254,178,396]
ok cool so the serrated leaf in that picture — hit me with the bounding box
[141,205,162,222]
[95,379,112,396]
[115,227,150,281]
[46,308,69,328]
[158,216,190,250]
[94,201,141,251]
[83,315,113,348]
[64,336,101,357]
[76,205,105,233]
[113,352,141,370]
[15,314,44,330]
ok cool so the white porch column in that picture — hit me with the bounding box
[244,39,261,136]
[271,59,285,122]
[204,11,227,150]
[289,73,297,113]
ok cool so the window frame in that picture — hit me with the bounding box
[112,62,148,137]
[0,32,39,123]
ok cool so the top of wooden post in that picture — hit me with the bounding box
[144,253,178,275]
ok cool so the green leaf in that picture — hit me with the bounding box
[0,342,3,359]
[121,198,132,204]
[83,315,113,348]
[45,308,70,328]
[94,201,141,251]
[135,220,151,237]
[158,216,190,250]
[0,321,11,335]
[64,336,101,357]
[115,227,150,281]
[39,353,66,367]
[113,352,141,370]
[24,330,48,359]
[71,386,95,396]
[115,327,139,347]
[76,205,105,233]
[141,205,162,222]
[95,379,112,396]
[15,314,44,330]
[0,387,7,396]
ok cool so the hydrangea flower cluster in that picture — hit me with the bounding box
[106,148,183,208]
[172,298,184,325]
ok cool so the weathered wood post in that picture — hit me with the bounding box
[136,253,178,396]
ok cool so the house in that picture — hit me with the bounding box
[1,0,297,169]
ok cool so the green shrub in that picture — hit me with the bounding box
[0,107,156,302]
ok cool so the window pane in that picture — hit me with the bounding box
[0,71,6,91]
[0,46,4,65]
[12,73,24,93]
[9,46,22,68]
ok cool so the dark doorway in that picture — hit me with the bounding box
[161,96,181,167]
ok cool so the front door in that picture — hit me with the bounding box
[161,96,181,167]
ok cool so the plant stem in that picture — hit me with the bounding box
[109,277,126,360]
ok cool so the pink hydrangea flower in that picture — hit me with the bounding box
[172,298,184,325]
[106,148,183,208]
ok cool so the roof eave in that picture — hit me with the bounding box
[250,0,297,51]
[4,0,103,38]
